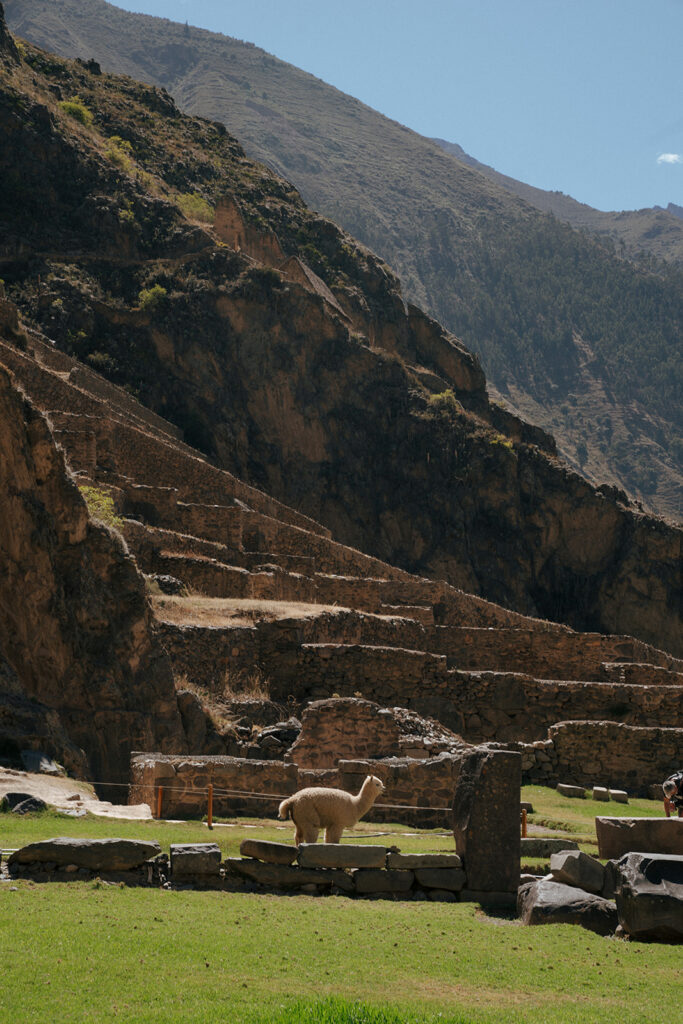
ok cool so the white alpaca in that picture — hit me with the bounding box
[278,775,384,845]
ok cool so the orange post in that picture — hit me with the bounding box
[521,807,528,838]
[156,785,163,820]
[207,783,213,830]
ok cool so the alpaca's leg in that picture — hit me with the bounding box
[294,825,304,846]
[325,824,344,844]
[301,825,320,844]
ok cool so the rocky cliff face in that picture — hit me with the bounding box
[0,363,187,785]
[0,23,680,657]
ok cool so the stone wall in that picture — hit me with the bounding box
[287,699,401,768]
[429,626,682,679]
[175,503,244,549]
[155,623,259,689]
[497,720,683,793]
[214,196,285,266]
[257,644,683,741]
[129,750,463,828]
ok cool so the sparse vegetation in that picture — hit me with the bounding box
[78,484,124,530]
[58,95,94,126]
[137,283,167,310]
[176,190,214,223]
[427,389,461,419]
[223,665,271,702]
[105,134,134,173]
[150,595,340,627]
[175,674,238,734]
[489,432,514,451]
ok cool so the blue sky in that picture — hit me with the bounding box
[111,0,682,212]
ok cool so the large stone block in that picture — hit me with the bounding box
[387,852,462,870]
[518,879,618,936]
[170,843,221,877]
[521,838,579,858]
[452,749,521,894]
[239,840,298,865]
[353,868,414,893]
[550,850,605,895]
[415,867,466,891]
[225,858,354,891]
[8,837,161,872]
[596,817,683,859]
[297,844,386,869]
[557,784,586,799]
[614,852,683,942]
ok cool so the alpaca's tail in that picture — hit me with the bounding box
[278,796,294,820]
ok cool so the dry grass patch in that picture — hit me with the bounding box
[151,595,345,627]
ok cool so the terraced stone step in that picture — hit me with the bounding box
[0,336,332,538]
[154,618,683,745]
[153,598,682,691]
[0,339,187,450]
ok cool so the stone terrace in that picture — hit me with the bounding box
[2,328,682,790]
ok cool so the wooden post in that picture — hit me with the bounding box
[521,807,527,838]
[156,785,163,820]
[207,783,213,830]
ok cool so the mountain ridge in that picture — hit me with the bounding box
[0,19,680,662]
[5,0,681,523]
[431,137,683,263]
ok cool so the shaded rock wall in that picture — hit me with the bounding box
[0,363,186,786]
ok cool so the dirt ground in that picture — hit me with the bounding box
[0,768,152,819]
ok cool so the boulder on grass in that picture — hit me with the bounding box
[170,843,221,878]
[557,784,585,799]
[239,840,298,865]
[518,878,618,936]
[8,837,161,872]
[550,850,605,895]
[520,837,579,857]
[614,852,683,942]
[1,792,47,814]
[596,817,683,859]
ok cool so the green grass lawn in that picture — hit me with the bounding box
[1,880,678,1024]
[1,786,676,1023]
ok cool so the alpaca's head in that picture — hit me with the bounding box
[363,775,384,801]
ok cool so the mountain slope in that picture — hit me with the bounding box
[5,0,683,522]
[0,17,681,660]
[432,138,683,265]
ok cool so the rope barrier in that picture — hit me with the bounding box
[78,777,453,813]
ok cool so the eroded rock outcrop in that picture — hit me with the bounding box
[0,364,186,787]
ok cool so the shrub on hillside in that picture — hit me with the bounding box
[176,191,214,223]
[105,135,134,173]
[59,96,94,126]
[78,485,124,531]
[137,284,167,311]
